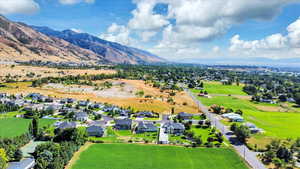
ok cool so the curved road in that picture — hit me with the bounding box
[185,88,267,169]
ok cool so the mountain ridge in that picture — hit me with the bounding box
[0,15,165,65]
[32,26,165,64]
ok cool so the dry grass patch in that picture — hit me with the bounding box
[1,80,199,114]
[0,64,116,81]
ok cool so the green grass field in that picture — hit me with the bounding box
[192,81,246,95]
[194,93,300,139]
[0,118,55,138]
[71,144,248,169]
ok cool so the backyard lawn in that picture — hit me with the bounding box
[71,144,248,169]
[0,118,55,138]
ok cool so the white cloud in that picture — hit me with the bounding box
[0,0,39,15]
[229,17,300,59]
[140,31,157,42]
[128,0,169,30]
[212,46,220,53]
[70,28,83,33]
[99,23,137,46]
[59,0,95,5]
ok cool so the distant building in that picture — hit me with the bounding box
[163,122,185,135]
[177,112,193,120]
[8,158,35,169]
[86,125,104,137]
[56,121,78,130]
[114,119,132,130]
[75,112,88,122]
[136,121,158,133]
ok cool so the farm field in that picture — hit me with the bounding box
[191,82,300,149]
[70,144,248,169]
[191,81,246,95]
[0,118,55,138]
[0,80,199,114]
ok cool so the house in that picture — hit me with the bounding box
[86,125,104,137]
[56,121,78,130]
[163,122,185,135]
[244,122,262,134]
[75,112,88,122]
[135,111,155,118]
[8,158,35,169]
[222,113,244,122]
[177,112,193,120]
[67,98,75,103]
[0,93,7,98]
[136,121,158,133]
[78,100,90,107]
[114,119,132,130]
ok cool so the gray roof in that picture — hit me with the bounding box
[163,122,185,130]
[8,158,35,169]
[137,121,157,131]
[178,112,193,117]
[58,121,77,129]
[115,119,132,126]
[87,125,104,133]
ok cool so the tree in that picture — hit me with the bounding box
[194,136,202,146]
[294,93,300,105]
[234,125,250,143]
[13,149,23,161]
[273,158,283,169]
[0,149,8,169]
[31,118,39,137]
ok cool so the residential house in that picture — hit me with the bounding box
[56,121,78,130]
[222,113,244,122]
[135,111,155,118]
[86,125,104,137]
[8,158,35,169]
[114,119,132,130]
[136,121,158,133]
[177,112,193,120]
[163,122,185,135]
[75,112,88,122]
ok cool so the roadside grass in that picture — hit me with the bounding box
[71,144,248,169]
[191,81,246,95]
[0,118,55,138]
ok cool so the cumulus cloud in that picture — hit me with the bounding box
[59,0,95,5]
[128,0,169,30]
[0,0,39,15]
[229,17,300,59]
[99,23,136,46]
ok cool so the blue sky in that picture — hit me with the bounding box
[1,0,300,65]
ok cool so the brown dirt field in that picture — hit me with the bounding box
[0,80,200,114]
[254,105,284,112]
[65,142,94,169]
[0,65,116,82]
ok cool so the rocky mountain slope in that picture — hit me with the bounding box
[0,15,104,64]
[0,15,165,64]
[32,26,165,64]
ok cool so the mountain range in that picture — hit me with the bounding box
[0,15,165,64]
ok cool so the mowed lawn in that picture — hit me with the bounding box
[0,118,55,138]
[71,144,248,169]
[192,81,246,95]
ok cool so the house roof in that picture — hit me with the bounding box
[115,119,132,125]
[58,121,77,129]
[8,158,35,169]
[137,122,157,131]
[87,125,104,133]
[178,112,193,117]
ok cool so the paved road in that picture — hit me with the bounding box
[185,88,267,169]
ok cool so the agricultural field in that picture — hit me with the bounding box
[70,144,248,169]
[191,81,246,95]
[0,118,55,138]
[192,83,300,147]
[0,80,199,114]
[0,64,116,82]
